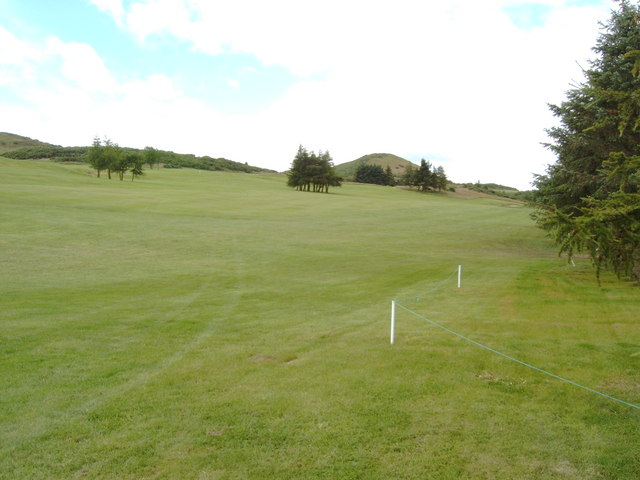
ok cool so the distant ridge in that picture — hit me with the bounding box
[335,153,418,180]
[0,132,57,153]
[0,131,274,173]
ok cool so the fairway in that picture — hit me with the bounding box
[1,158,638,479]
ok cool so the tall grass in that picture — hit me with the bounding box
[1,158,638,479]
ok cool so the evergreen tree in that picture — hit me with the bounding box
[434,166,448,191]
[287,145,341,193]
[416,159,433,191]
[355,164,388,185]
[533,1,640,281]
[384,165,396,186]
[401,164,418,186]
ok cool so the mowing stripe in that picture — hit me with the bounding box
[396,268,459,303]
[396,301,640,411]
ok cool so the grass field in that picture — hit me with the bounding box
[1,158,639,479]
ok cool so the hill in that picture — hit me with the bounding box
[334,152,418,180]
[0,131,275,173]
[0,132,57,153]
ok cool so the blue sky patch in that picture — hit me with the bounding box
[503,3,554,29]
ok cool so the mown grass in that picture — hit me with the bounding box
[1,158,638,479]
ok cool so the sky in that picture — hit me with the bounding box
[0,0,618,189]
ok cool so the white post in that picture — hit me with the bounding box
[390,300,396,345]
[458,265,462,288]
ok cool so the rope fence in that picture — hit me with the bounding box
[391,266,640,411]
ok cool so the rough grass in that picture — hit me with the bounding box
[1,157,638,479]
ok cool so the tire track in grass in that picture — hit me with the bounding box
[5,250,247,454]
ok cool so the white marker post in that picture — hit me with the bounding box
[390,300,396,345]
[457,265,462,288]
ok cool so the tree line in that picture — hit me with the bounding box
[401,159,448,191]
[354,164,396,185]
[287,145,342,193]
[352,159,449,190]
[533,0,640,282]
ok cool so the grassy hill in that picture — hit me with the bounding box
[0,132,57,153]
[1,157,638,479]
[335,152,418,180]
[0,131,274,173]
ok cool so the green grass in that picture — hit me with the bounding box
[1,158,638,479]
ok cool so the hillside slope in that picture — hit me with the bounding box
[335,153,418,180]
[0,132,57,153]
[0,131,275,173]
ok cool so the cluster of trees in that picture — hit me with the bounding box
[402,159,448,191]
[533,1,640,282]
[354,164,395,185]
[87,137,147,181]
[287,145,342,193]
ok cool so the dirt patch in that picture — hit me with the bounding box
[249,354,277,362]
[249,354,301,364]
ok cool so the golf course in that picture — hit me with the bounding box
[1,157,638,479]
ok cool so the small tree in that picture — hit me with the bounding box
[144,146,159,169]
[401,164,418,186]
[384,165,396,186]
[416,159,433,191]
[87,137,108,177]
[101,138,121,180]
[129,153,145,181]
[434,166,448,191]
[113,151,134,181]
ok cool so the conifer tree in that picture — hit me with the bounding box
[533,0,640,281]
[286,145,341,193]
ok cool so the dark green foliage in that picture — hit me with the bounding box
[143,146,159,169]
[460,182,532,200]
[354,164,394,185]
[533,1,640,281]
[401,159,448,191]
[162,152,270,173]
[3,145,89,162]
[286,145,342,193]
[129,153,145,181]
[87,137,109,178]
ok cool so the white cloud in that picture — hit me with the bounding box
[0,0,618,189]
[89,0,125,25]
[45,37,116,92]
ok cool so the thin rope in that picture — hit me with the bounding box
[395,302,640,411]
[397,268,458,303]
